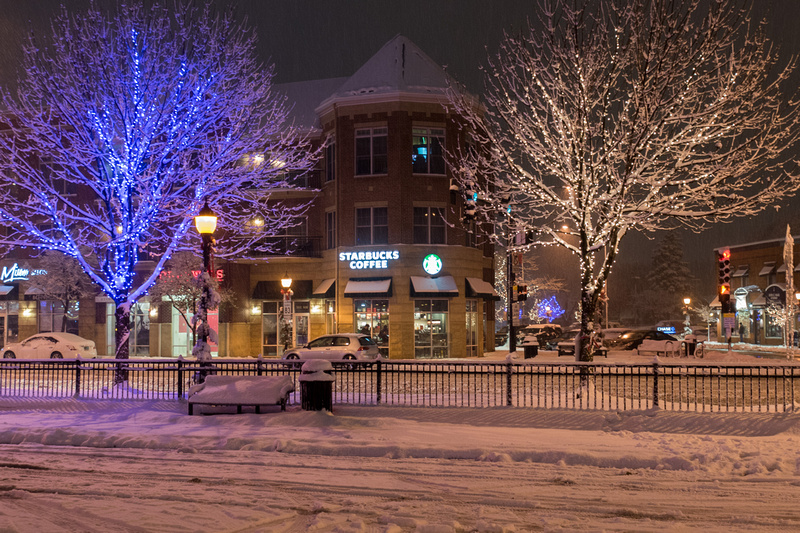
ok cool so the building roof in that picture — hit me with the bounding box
[328,34,454,99]
[274,35,466,132]
[274,77,349,131]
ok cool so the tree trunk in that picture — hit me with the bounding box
[113,304,130,384]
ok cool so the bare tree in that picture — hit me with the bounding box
[26,251,94,333]
[148,252,233,353]
[0,2,317,362]
[449,0,800,361]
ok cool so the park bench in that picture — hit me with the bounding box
[557,342,607,357]
[636,339,680,357]
[187,374,295,415]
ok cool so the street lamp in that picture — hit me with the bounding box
[280,273,293,352]
[194,201,217,373]
[682,297,692,336]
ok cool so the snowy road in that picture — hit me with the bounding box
[0,400,799,531]
[2,441,799,531]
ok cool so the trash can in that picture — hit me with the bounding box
[299,360,335,411]
[523,343,538,359]
[683,335,696,357]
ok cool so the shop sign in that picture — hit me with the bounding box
[159,269,224,282]
[422,254,442,275]
[339,250,399,270]
[1,263,47,284]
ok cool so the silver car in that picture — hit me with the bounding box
[282,334,381,363]
[2,332,98,359]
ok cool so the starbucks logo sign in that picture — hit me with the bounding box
[422,254,443,275]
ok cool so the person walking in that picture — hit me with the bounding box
[739,322,745,342]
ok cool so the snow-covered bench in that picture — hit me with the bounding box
[187,374,295,415]
[557,342,607,357]
[637,339,680,357]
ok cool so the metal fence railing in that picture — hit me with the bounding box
[1,358,798,413]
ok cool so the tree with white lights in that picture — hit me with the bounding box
[450,0,800,361]
[0,2,316,362]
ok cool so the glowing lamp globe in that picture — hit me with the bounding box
[194,202,217,235]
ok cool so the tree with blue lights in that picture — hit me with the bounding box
[0,2,316,363]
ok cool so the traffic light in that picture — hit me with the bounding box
[517,284,528,301]
[718,249,731,312]
[463,181,477,221]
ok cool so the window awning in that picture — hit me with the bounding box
[344,278,392,298]
[409,275,458,297]
[24,287,46,301]
[759,262,776,276]
[751,294,766,307]
[710,295,720,309]
[312,278,336,298]
[252,280,313,300]
[732,266,748,277]
[0,285,14,296]
[465,277,500,300]
[777,264,788,273]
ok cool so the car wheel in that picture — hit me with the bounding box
[284,353,301,369]
[343,354,357,370]
[50,351,63,359]
[3,351,15,359]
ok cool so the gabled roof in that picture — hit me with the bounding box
[331,34,454,98]
[316,34,459,115]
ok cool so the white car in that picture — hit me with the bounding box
[1,332,98,359]
[282,334,381,363]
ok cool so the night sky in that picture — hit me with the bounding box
[1,0,799,298]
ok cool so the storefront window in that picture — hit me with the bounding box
[765,311,783,339]
[414,299,449,358]
[262,301,279,356]
[325,299,336,334]
[354,299,389,356]
[38,300,79,335]
[466,299,478,357]
[130,302,150,356]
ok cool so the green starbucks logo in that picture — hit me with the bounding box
[422,254,442,275]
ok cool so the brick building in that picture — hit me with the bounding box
[714,236,799,345]
[0,35,498,359]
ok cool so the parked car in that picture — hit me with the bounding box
[606,329,677,351]
[1,332,98,359]
[282,334,382,363]
[515,324,563,348]
[494,326,509,346]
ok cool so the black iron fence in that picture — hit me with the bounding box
[1,358,798,413]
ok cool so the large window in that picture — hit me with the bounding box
[38,300,79,335]
[325,139,336,182]
[412,127,445,174]
[414,299,449,358]
[413,207,445,244]
[466,299,478,358]
[355,127,388,175]
[326,211,336,249]
[130,302,150,356]
[354,299,389,356]
[356,207,388,245]
[261,302,279,356]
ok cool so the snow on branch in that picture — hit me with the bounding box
[448,0,800,360]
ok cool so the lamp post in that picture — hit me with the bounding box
[280,273,293,353]
[194,201,217,371]
[682,297,692,336]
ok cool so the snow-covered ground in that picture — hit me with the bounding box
[1,371,799,532]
